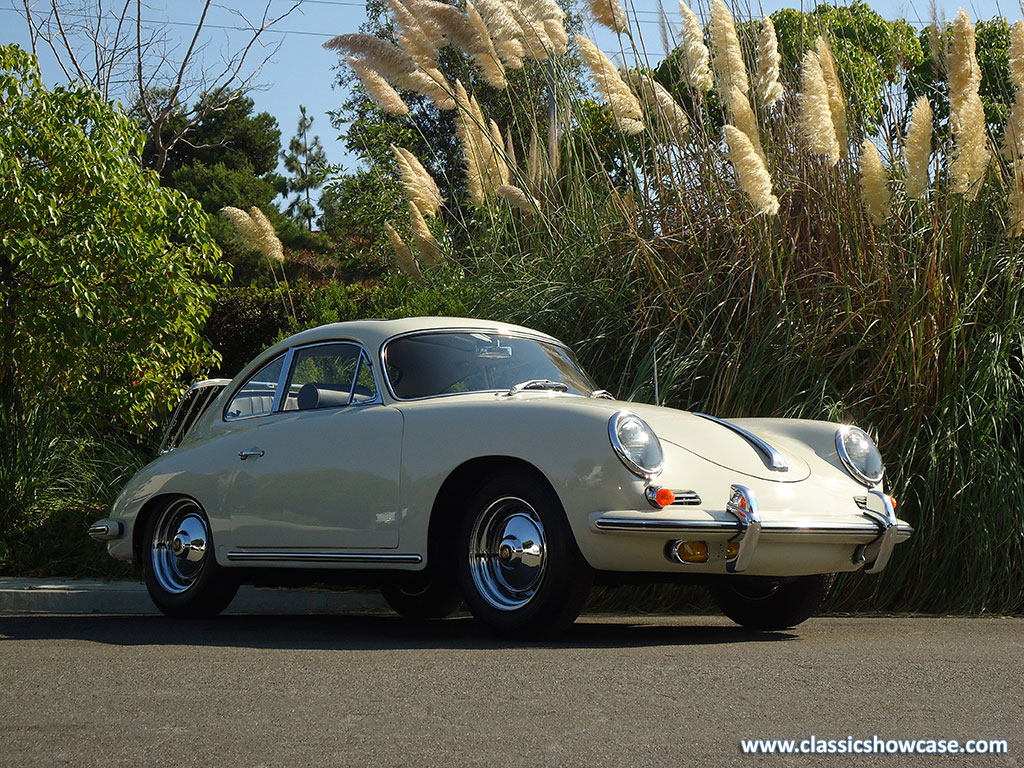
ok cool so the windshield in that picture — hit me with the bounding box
[383,332,597,400]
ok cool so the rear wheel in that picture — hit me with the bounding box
[143,497,238,618]
[457,471,593,639]
[710,573,835,630]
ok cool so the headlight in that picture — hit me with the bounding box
[835,425,884,486]
[609,411,664,479]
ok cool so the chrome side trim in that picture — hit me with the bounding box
[725,484,761,572]
[862,490,899,573]
[225,551,423,564]
[670,491,701,506]
[692,413,789,472]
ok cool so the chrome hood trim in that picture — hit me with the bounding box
[693,413,789,472]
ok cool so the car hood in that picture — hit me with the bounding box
[523,395,814,483]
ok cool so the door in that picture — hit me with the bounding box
[224,342,403,551]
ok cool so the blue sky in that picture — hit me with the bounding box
[3,0,1020,176]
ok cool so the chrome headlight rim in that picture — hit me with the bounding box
[835,424,884,487]
[609,411,664,480]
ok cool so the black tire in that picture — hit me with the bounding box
[381,578,463,620]
[142,496,239,618]
[710,573,835,631]
[456,470,594,639]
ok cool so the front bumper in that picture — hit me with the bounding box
[590,488,912,577]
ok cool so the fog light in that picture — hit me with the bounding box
[726,540,740,559]
[669,540,708,564]
[645,486,676,508]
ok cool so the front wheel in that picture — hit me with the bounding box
[143,496,238,618]
[456,471,593,639]
[709,574,835,631]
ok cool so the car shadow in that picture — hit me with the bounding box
[0,613,797,650]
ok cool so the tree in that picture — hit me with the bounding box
[0,44,230,429]
[283,105,328,230]
[18,0,300,173]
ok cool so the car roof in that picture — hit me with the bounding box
[270,316,565,356]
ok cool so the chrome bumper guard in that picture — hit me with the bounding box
[594,486,912,574]
[87,519,123,541]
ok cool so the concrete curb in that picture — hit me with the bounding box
[0,577,389,615]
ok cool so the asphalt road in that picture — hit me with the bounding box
[0,613,1020,767]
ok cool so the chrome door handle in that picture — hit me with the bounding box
[238,449,265,460]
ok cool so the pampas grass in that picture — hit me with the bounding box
[754,15,783,107]
[346,57,409,115]
[723,124,778,215]
[384,221,422,277]
[678,1,713,92]
[798,49,840,166]
[859,139,890,225]
[709,0,748,96]
[392,145,442,217]
[948,10,989,198]
[476,0,525,68]
[467,1,507,87]
[726,86,764,163]
[409,201,442,265]
[577,34,644,134]
[497,183,539,214]
[816,36,848,155]
[904,96,933,199]
[588,0,628,34]
[630,72,689,140]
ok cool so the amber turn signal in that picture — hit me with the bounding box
[655,488,675,507]
[726,540,740,559]
[669,540,708,564]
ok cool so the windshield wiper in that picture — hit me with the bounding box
[503,379,569,397]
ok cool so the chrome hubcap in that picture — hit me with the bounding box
[151,499,209,594]
[468,497,547,611]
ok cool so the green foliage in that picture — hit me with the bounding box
[156,92,283,180]
[0,44,231,429]
[0,397,143,578]
[282,105,328,230]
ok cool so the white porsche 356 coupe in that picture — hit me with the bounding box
[90,317,912,637]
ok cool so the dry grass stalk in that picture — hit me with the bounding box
[220,206,261,250]
[577,34,644,134]
[798,50,840,166]
[488,118,511,187]
[453,80,485,205]
[497,184,539,214]
[1010,20,1024,88]
[384,222,422,277]
[904,95,933,199]
[859,139,891,226]
[723,124,778,215]
[754,15,783,107]
[1008,159,1024,236]
[948,10,989,198]
[409,202,442,266]
[678,1,713,92]
[709,0,748,96]
[727,86,764,163]
[588,0,628,34]
[404,0,448,50]
[543,19,569,54]
[527,128,542,187]
[345,57,410,115]
[505,127,518,168]
[417,0,486,54]
[815,36,848,155]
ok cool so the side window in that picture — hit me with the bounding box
[225,355,285,420]
[284,343,376,411]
